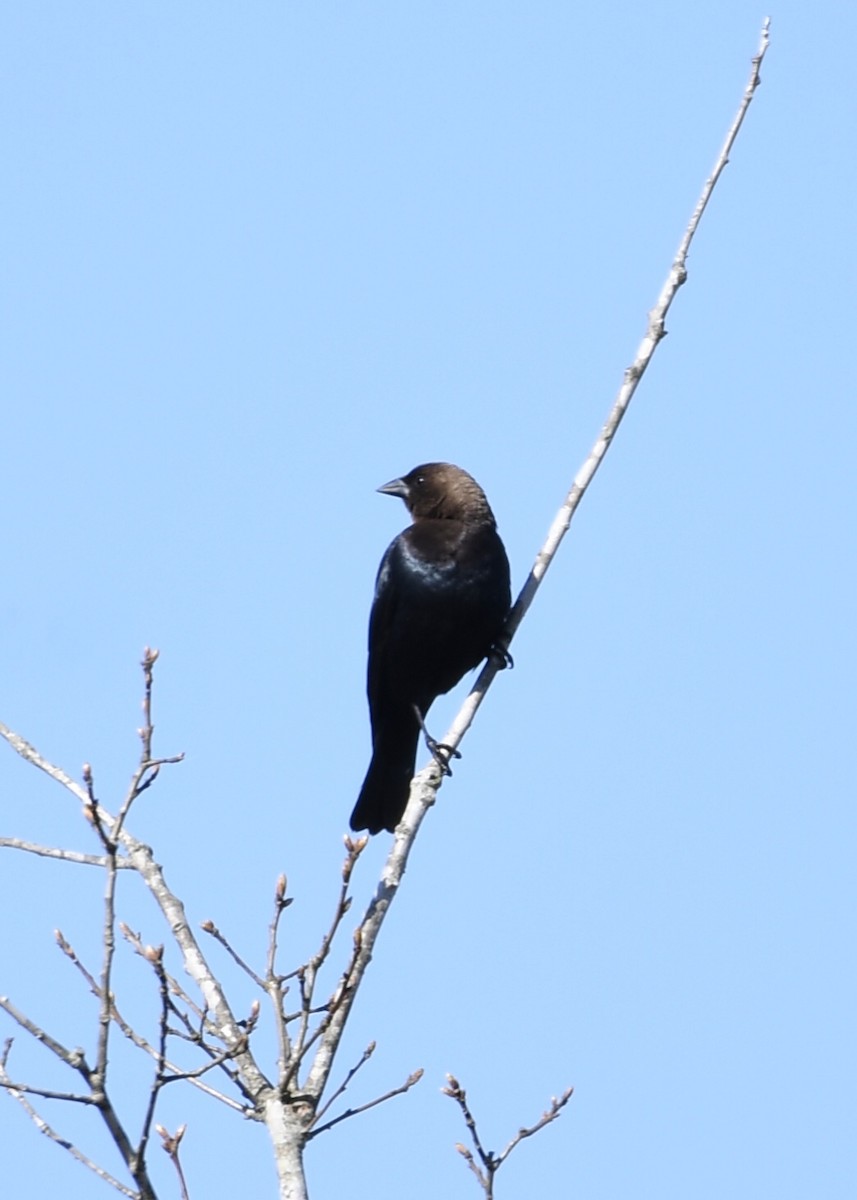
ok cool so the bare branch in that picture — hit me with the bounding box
[119,924,258,1106]
[76,765,158,1195]
[0,996,90,1072]
[139,646,158,764]
[56,927,102,995]
[0,722,121,844]
[113,648,184,841]
[121,925,208,1026]
[0,1038,93,1105]
[307,1067,424,1140]
[455,1141,488,1193]
[286,916,366,1093]
[443,1074,573,1197]
[119,830,272,1098]
[310,1041,376,1127]
[288,839,363,1080]
[113,998,249,1110]
[54,928,245,1108]
[442,1075,492,1175]
[157,1123,190,1200]
[266,873,294,982]
[201,919,265,989]
[0,1035,154,1197]
[0,724,89,804]
[0,1045,136,1197]
[137,946,170,1166]
[495,1087,574,1166]
[0,838,134,867]
[265,874,295,1084]
[86,763,119,1088]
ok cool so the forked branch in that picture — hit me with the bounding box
[443,1074,573,1198]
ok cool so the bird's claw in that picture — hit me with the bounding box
[426,738,461,777]
[412,704,462,776]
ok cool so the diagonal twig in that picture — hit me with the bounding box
[309,1041,376,1127]
[494,1087,574,1166]
[0,725,89,804]
[201,919,266,989]
[0,996,90,1071]
[306,1067,424,1140]
[0,839,134,867]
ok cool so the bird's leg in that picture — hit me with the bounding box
[412,704,462,777]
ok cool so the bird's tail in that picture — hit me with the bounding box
[350,729,419,834]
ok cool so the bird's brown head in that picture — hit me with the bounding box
[377,462,496,524]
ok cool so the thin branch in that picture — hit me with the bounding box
[0,1050,136,1198]
[137,947,170,1166]
[82,761,119,1089]
[0,1080,94,1105]
[266,874,295,1084]
[56,927,102,994]
[495,1087,574,1167]
[79,767,155,1195]
[0,724,89,804]
[121,925,208,1027]
[306,1067,424,1140]
[285,914,365,1093]
[118,832,272,1099]
[139,647,158,764]
[0,838,134,867]
[0,996,90,1071]
[288,839,362,1079]
[266,874,293,983]
[443,1075,492,1174]
[113,648,184,841]
[0,723,120,845]
[443,1074,573,1198]
[0,1038,149,1198]
[1,993,164,1197]
[455,1141,489,1194]
[54,927,246,1109]
[103,992,248,1109]
[160,1040,255,1085]
[201,919,266,989]
[118,924,258,1106]
[309,1041,375,1127]
[157,1124,190,1200]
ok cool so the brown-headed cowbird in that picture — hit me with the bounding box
[350,463,511,834]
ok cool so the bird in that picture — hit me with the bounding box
[350,462,511,834]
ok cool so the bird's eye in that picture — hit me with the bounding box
[415,475,425,487]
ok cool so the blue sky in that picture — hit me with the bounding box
[1,4,855,1198]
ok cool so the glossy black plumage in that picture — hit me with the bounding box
[350,463,511,834]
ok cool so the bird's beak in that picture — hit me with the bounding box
[377,477,409,500]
